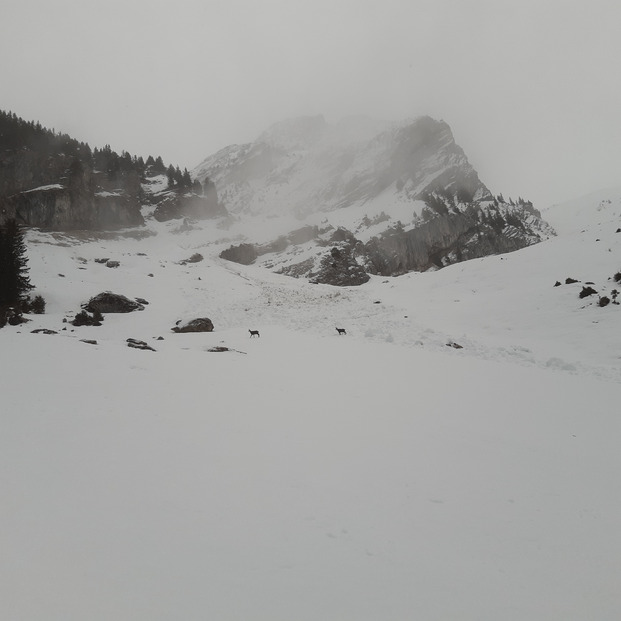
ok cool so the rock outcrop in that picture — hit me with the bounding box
[152,181,226,222]
[84,292,146,314]
[171,318,214,333]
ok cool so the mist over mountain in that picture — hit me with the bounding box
[193,114,490,217]
[196,114,554,283]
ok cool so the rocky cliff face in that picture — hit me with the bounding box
[0,152,225,230]
[0,150,144,230]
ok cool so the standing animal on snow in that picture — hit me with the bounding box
[336,327,347,335]
[249,329,260,338]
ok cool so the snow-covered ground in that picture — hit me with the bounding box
[2,189,620,620]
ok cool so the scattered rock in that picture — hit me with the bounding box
[80,339,98,345]
[31,328,58,334]
[8,314,29,326]
[180,253,204,264]
[554,281,561,287]
[135,297,149,305]
[72,310,103,326]
[84,292,145,313]
[565,277,579,284]
[579,286,598,299]
[127,338,156,351]
[172,318,214,333]
[94,258,109,264]
[208,346,230,352]
[106,260,120,268]
[446,342,463,349]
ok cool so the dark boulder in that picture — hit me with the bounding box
[127,338,156,351]
[172,318,214,333]
[84,292,145,313]
[220,243,258,265]
[579,286,598,299]
[71,310,103,326]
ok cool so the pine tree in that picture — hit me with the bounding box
[0,219,33,306]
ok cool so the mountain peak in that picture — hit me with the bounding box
[193,114,490,218]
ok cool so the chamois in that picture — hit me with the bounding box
[249,329,260,338]
[336,327,347,335]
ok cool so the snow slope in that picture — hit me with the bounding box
[1,189,620,620]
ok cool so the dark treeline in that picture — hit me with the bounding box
[0,109,194,189]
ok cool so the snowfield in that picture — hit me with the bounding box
[1,189,620,620]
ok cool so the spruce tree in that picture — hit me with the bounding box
[0,219,33,306]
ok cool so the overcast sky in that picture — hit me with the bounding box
[1,0,620,207]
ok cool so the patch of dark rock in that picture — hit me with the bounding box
[148,273,154,277]
[616,228,620,233]
[207,346,247,354]
[446,342,463,349]
[579,286,598,299]
[373,300,382,304]
[58,273,65,277]
[106,260,120,268]
[180,253,204,265]
[329,227,357,243]
[72,310,103,326]
[220,243,257,265]
[80,339,98,345]
[278,258,315,279]
[599,296,610,307]
[156,336,164,340]
[135,297,149,305]
[153,190,227,222]
[127,338,156,351]
[565,277,579,284]
[172,318,214,333]
[8,314,29,326]
[94,258,110,264]
[554,281,561,287]
[84,292,145,313]
[31,329,58,335]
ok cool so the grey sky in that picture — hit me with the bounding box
[1,0,620,207]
